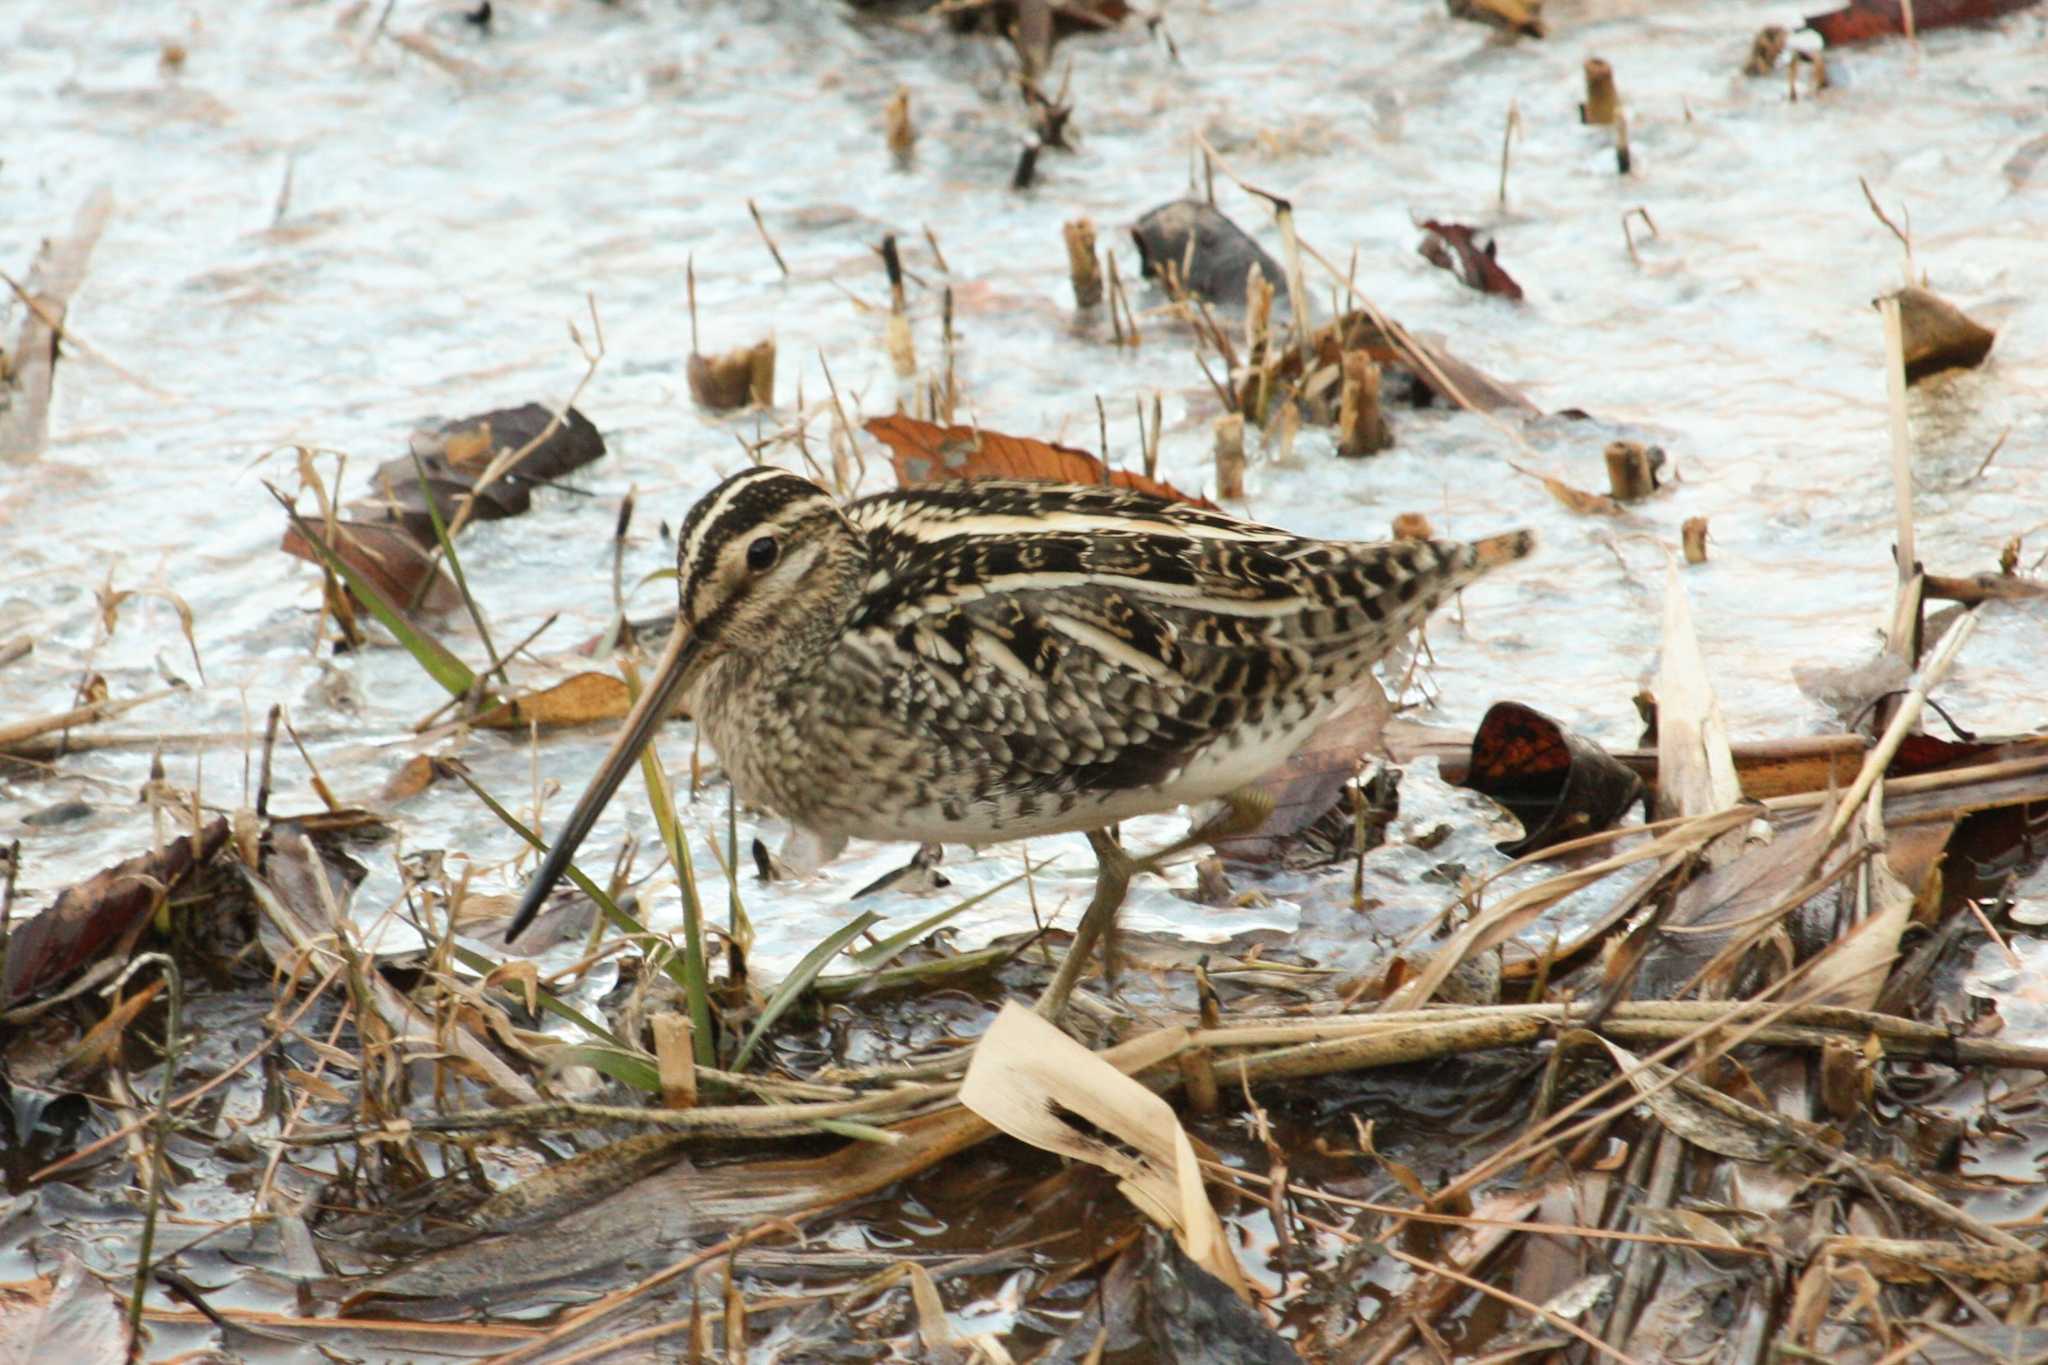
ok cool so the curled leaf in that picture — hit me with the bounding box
[867,413,1217,508]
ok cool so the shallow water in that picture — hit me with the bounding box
[4,0,2045,979]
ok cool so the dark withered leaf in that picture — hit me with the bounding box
[1417,220,1525,301]
[2,817,228,1009]
[1462,701,1644,856]
[1130,200,1287,309]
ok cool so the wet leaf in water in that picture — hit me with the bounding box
[1416,220,1525,301]
[0,1256,130,1365]
[687,340,775,412]
[279,519,463,614]
[380,754,446,803]
[1807,0,2042,45]
[473,672,631,730]
[1129,199,1287,308]
[1886,285,1997,383]
[1461,700,1644,856]
[1,817,228,1009]
[867,413,1218,508]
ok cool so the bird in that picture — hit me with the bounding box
[506,465,1532,1015]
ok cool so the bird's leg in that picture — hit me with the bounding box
[1034,788,1276,1021]
[1035,828,1135,1020]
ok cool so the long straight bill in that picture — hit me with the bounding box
[506,627,705,941]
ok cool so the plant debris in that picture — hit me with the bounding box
[1807,0,2042,44]
[866,412,1217,507]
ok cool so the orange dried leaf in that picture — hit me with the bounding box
[380,754,444,803]
[866,414,1218,509]
[474,672,632,731]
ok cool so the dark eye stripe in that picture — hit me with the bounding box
[677,467,830,600]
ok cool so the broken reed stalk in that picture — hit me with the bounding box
[884,86,916,165]
[1682,516,1709,564]
[1880,294,1917,579]
[1213,414,1246,498]
[1581,58,1618,124]
[653,1011,698,1109]
[1062,218,1103,308]
[882,235,915,379]
[1336,352,1390,456]
[939,286,957,424]
[1603,440,1658,500]
[1879,292,1923,679]
[1143,392,1162,481]
[1104,249,1138,348]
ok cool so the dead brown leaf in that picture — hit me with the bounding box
[867,413,1218,509]
[473,672,632,731]
[279,519,463,613]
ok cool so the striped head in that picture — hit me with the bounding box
[503,465,856,943]
[673,466,862,659]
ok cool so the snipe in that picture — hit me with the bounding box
[506,467,1532,1014]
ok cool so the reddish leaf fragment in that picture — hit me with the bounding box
[1417,221,1524,302]
[1806,0,2040,44]
[1462,701,1644,855]
[866,414,1219,509]
[2,817,229,1008]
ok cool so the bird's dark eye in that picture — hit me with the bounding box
[746,535,779,572]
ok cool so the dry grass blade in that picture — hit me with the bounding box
[0,689,171,753]
[1819,608,1977,850]
[960,1003,1243,1295]
[729,911,881,1072]
[1380,806,1753,1011]
[1654,558,1742,835]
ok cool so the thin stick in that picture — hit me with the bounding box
[1621,207,1657,266]
[117,955,182,1341]
[687,255,699,354]
[746,200,789,278]
[1496,100,1521,208]
[442,294,606,543]
[1820,609,1977,850]
[0,268,174,399]
[1858,177,1915,283]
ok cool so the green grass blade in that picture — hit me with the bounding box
[814,941,1018,1000]
[847,867,1031,970]
[548,1042,661,1093]
[630,683,715,1067]
[268,484,478,699]
[407,451,506,679]
[729,910,881,1073]
[451,765,696,998]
